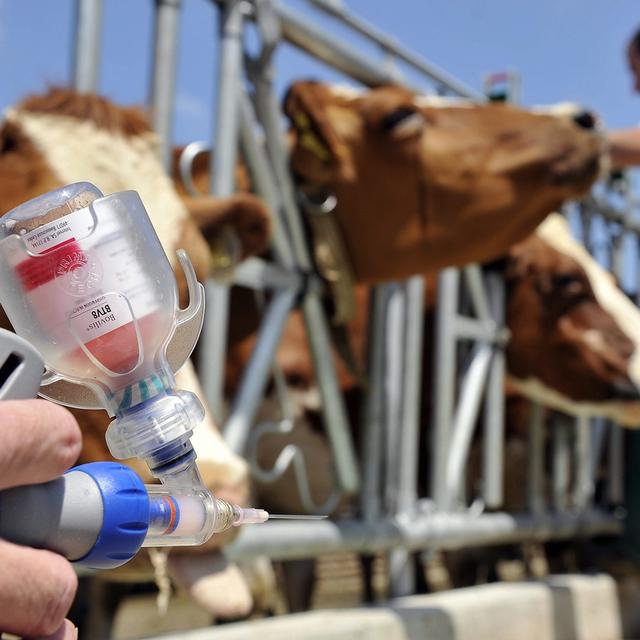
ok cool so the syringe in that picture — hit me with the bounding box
[0,461,326,569]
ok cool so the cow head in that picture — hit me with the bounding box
[506,215,640,425]
[284,81,603,282]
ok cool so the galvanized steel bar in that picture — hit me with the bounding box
[388,277,425,597]
[201,0,246,419]
[223,289,297,453]
[444,343,493,509]
[573,416,593,510]
[607,424,625,505]
[396,276,425,514]
[552,416,572,511]
[431,269,460,508]
[238,92,294,267]
[360,285,391,522]
[252,50,360,495]
[149,0,182,169]
[302,295,360,494]
[527,401,545,515]
[274,1,402,88]
[72,0,103,92]
[383,283,406,513]
[226,511,621,561]
[305,0,481,98]
[463,265,492,322]
[482,272,506,509]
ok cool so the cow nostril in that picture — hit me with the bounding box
[611,378,640,401]
[573,111,596,130]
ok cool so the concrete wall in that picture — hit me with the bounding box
[126,575,623,640]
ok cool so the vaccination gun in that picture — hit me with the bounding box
[0,184,322,569]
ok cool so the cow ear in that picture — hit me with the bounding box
[284,81,355,181]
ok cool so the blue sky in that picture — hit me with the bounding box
[2,0,640,286]
[2,0,640,144]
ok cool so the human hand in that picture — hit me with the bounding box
[0,400,82,639]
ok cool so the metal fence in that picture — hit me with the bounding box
[72,0,628,599]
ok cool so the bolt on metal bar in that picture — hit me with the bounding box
[149,0,182,170]
[72,0,103,92]
[305,0,481,98]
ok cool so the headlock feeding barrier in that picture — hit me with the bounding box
[71,0,635,599]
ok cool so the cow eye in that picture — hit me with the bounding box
[381,107,420,132]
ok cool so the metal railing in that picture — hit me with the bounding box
[71,0,629,600]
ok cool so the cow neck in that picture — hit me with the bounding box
[297,186,357,325]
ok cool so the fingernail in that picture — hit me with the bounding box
[34,619,78,640]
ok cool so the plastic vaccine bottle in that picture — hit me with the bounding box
[0,182,217,545]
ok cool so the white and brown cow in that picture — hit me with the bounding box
[0,88,273,619]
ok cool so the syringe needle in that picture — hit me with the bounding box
[267,514,329,520]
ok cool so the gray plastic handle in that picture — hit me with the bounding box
[0,470,103,561]
[0,328,44,400]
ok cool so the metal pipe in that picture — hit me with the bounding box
[552,416,572,511]
[573,416,593,510]
[527,401,545,515]
[274,1,403,88]
[305,0,481,98]
[360,285,390,522]
[607,424,624,505]
[226,510,622,561]
[431,269,460,508]
[302,294,360,495]
[72,0,103,92]
[238,92,294,268]
[223,289,297,453]
[444,343,493,509]
[200,0,246,417]
[389,276,424,597]
[463,265,492,322]
[383,283,406,513]
[252,53,360,495]
[482,272,506,509]
[149,0,182,169]
[396,277,425,514]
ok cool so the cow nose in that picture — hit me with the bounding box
[612,377,640,401]
[573,111,596,130]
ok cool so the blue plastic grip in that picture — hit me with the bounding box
[70,462,150,569]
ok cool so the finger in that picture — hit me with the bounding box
[0,539,77,638]
[33,618,78,640]
[0,400,82,490]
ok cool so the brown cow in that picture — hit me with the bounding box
[250,223,640,515]
[0,88,272,620]
[284,81,603,282]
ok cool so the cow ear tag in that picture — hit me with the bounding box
[39,250,204,410]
